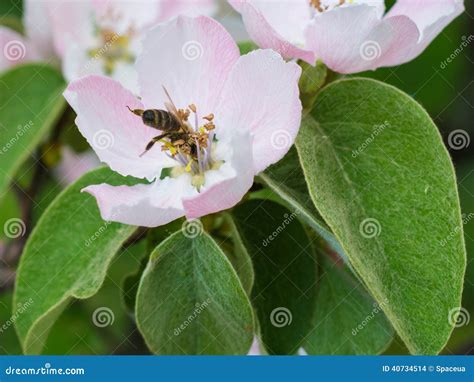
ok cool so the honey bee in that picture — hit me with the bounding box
[127,87,196,157]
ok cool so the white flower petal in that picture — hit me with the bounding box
[64,75,175,181]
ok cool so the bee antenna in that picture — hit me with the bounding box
[139,149,148,158]
[126,105,133,112]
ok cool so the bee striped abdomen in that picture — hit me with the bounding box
[142,109,180,131]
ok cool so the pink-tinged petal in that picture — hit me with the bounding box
[305,4,419,73]
[54,147,101,187]
[49,1,95,58]
[230,0,315,64]
[92,0,161,32]
[64,75,175,181]
[61,41,140,94]
[0,27,39,72]
[386,0,464,64]
[247,337,261,355]
[183,132,254,219]
[363,15,420,70]
[157,0,218,21]
[137,15,240,115]
[306,4,380,73]
[23,0,55,60]
[83,175,195,227]
[217,49,302,174]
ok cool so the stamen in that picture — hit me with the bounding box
[309,0,346,12]
[185,160,193,173]
[137,88,222,189]
[88,26,135,75]
[204,122,215,131]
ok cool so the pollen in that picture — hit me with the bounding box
[204,122,215,131]
[178,108,190,121]
[309,0,346,12]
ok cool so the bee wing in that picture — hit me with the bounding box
[162,86,193,132]
[164,101,178,117]
[162,86,178,112]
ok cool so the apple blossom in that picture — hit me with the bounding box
[64,15,302,227]
[0,0,215,82]
[49,0,216,92]
[230,0,465,73]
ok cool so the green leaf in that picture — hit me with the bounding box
[456,161,474,311]
[0,292,22,355]
[259,147,345,257]
[0,189,20,240]
[298,60,327,109]
[238,41,258,55]
[13,167,138,354]
[0,0,22,18]
[0,64,65,198]
[136,231,254,355]
[296,78,466,354]
[221,213,254,295]
[232,200,318,354]
[0,16,23,34]
[304,256,394,355]
[121,237,156,314]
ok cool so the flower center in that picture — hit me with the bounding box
[88,28,135,75]
[309,0,350,12]
[158,99,222,191]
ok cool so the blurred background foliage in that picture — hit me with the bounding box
[0,0,472,355]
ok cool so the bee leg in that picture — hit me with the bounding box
[139,133,169,157]
[126,105,144,117]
